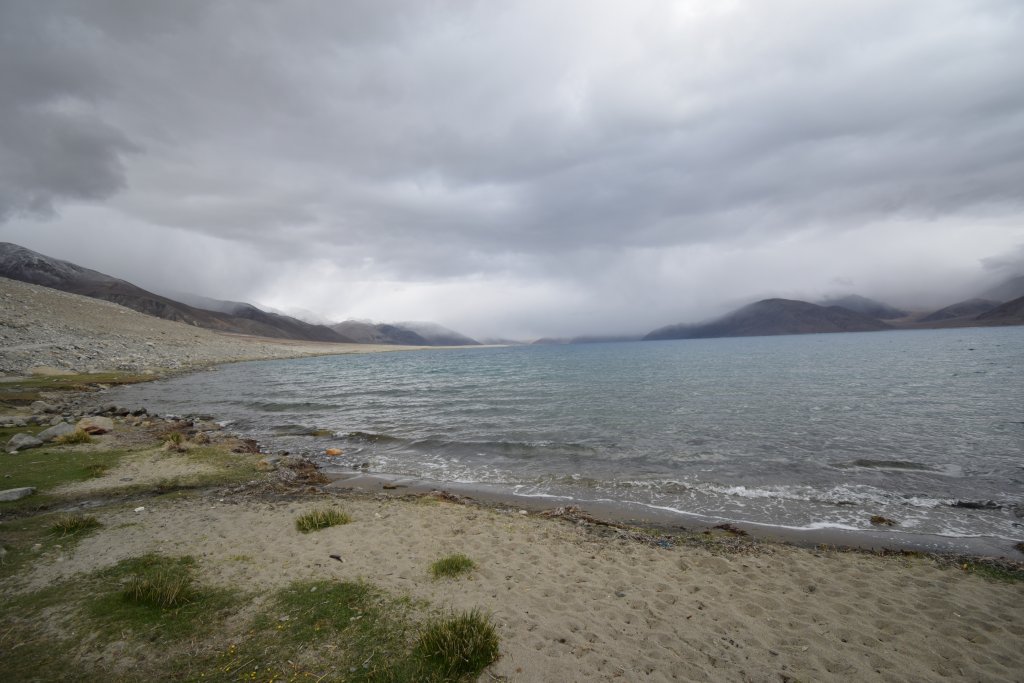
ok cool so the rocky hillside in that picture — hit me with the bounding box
[0,277,398,376]
[0,243,352,343]
[975,295,1024,325]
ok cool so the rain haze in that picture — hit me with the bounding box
[2,0,1023,340]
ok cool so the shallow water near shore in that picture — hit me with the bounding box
[109,327,1024,553]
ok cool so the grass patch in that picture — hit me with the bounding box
[0,372,155,404]
[55,428,92,445]
[959,560,1024,583]
[209,580,498,682]
[123,570,196,608]
[296,507,352,532]
[0,446,129,512]
[49,513,101,538]
[430,553,476,580]
[414,609,500,681]
[88,554,240,640]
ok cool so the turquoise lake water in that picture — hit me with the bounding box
[109,327,1024,548]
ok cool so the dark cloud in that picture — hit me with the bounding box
[2,0,1024,337]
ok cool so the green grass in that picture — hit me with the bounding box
[211,579,498,682]
[1,567,498,682]
[296,507,353,532]
[1,423,45,441]
[414,609,500,682]
[49,513,101,538]
[959,560,1024,583]
[0,372,155,404]
[0,446,130,512]
[87,554,240,640]
[430,553,476,580]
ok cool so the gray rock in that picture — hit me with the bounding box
[37,422,76,442]
[7,433,43,452]
[30,400,57,413]
[0,487,36,501]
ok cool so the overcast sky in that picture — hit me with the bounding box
[2,0,1023,339]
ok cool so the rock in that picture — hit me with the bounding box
[36,422,76,442]
[870,515,897,526]
[256,457,281,472]
[325,448,343,456]
[0,487,36,501]
[6,433,43,452]
[951,500,1002,510]
[76,416,114,435]
[130,407,148,416]
[30,400,57,414]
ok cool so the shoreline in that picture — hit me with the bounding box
[3,376,1023,680]
[323,469,1020,559]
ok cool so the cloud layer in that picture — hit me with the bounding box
[3,0,1024,338]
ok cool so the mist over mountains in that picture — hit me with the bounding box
[2,242,1022,345]
[0,243,480,346]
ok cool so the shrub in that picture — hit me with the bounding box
[429,553,476,580]
[123,571,196,608]
[50,514,101,537]
[295,508,352,533]
[55,429,93,445]
[414,609,499,680]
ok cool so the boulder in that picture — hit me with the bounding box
[0,487,36,502]
[30,400,57,414]
[76,416,114,435]
[37,422,77,442]
[256,457,282,472]
[325,448,343,456]
[7,433,43,452]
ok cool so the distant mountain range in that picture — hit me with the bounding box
[644,287,1024,342]
[0,243,480,346]
[644,299,891,340]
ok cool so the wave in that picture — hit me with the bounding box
[835,459,933,471]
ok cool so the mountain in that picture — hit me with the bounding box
[0,242,352,343]
[397,321,480,346]
[977,275,1024,303]
[917,298,1001,323]
[330,320,480,346]
[975,295,1024,325]
[644,298,892,341]
[819,294,907,320]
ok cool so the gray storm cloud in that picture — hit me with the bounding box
[1,0,1023,338]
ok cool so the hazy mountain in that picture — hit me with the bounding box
[975,295,1024,325]
[397,321,480,346]
[0,242,352,343]
[330,320,479,346]
[819,294,907,320]
[977,275,1024,303]
[644,298,892,341]
[569,335,643,344]
[917,298,1000,323]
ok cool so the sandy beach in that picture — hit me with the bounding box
[2,278,1023,682]
[2,428,1021,682]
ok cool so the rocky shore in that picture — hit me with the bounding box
[0,276,408,376]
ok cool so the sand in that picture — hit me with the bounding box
[19,489,1024,682]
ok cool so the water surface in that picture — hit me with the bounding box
[109,327,1024,549]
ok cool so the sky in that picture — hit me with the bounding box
[2,0,1023,340]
